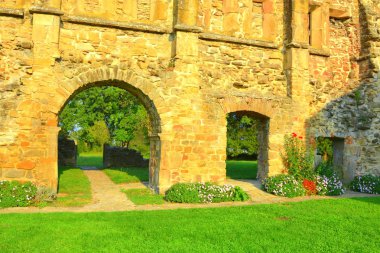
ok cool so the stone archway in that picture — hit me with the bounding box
[52,67,164,192]
[226,110,270,180]
[217,96,280,179]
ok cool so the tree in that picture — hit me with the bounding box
[88,120,110,150]
[59,86,150,153]
[227,113,259,158]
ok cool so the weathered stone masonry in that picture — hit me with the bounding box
[0,0,379,193]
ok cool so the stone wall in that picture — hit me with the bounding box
[307,0,380,180]
[103,144,149,168]
[0,0,378,193]
[58,138,77,166]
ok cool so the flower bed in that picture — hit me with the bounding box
[315,174,345,196]
[350,175,380,194]
[262,173,345,198]
[262,133,345,198]
[0,181,37,208]
[165,183,249,203]
[262,174,306,197]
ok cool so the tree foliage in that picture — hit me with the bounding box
[59,86,149,154]
[227,113,259,158]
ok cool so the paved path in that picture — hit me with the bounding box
[0,173,378,214]
[82,170,135,211]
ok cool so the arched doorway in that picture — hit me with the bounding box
[226,111,269,180]
[57,80,161,192]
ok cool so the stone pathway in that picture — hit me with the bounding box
[81,170,134,211]
[0,173,378,214]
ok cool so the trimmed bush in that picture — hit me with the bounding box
[165,183,249,203]
[0,181,37,208]
[350,175,380,194]
[262,174,306,198]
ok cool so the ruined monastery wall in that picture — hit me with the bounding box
[0,0,379,192]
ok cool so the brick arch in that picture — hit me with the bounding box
[56,66,164,135]
[220,96,275,179]
[217,96,275,118]
[53,66,164,192]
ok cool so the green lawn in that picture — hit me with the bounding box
[226,160,257,179]
[77,152,103,168]
[122,188,165,205]
[104,160,257,184]
[103,167,149,183]
[1,197,379,252]
[52,167,92,207]
[77,152,257,181]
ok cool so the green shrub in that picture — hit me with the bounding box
[0,181,37,208]
[350,175,380,194]
[262,174,306,198]
[315,162,335,178]
[165,183,249,203]
[316,137,333,162]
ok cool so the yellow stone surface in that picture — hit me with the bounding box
[0,0,379,193]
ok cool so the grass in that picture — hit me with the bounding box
[103,167,149,183]
[0,197,379,252]
[52,167,92,207]
[77,153,258,181]
[122,188,165,205]
[226,160,258,179]
[77,152,103,168]
[104,160,257,184]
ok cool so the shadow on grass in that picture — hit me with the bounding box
[57,166,73,192]
[54,166,92,207]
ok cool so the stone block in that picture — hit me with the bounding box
[223,0,238,14]
[152,0,168,21]
[16,160,36,170]
[4,169,25,178]
[223,13,239,35]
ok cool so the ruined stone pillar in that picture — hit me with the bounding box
[28,2,62,190]
[149,134,161,192]
[285,0,311,135]
[158,30,204,191]
[45,126,60,190]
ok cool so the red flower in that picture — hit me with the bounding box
[303,179,317,195]
[299,136,303,139]
[291,133,297,138]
